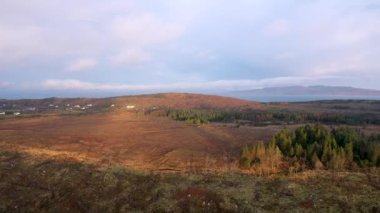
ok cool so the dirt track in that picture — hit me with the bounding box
[0,111,285,171]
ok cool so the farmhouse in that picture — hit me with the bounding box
[126,105,135,109]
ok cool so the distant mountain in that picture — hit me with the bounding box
[227,86,380,102]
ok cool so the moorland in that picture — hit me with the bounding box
[0,93,379,212]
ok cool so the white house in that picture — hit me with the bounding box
[110,104,115,107]
[0,112,5,115]
[126,105,135,109]
[14,112,21,116]
[87,104,93,107]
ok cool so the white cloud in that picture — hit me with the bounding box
[0,25,45,66]
[110,14,184,48]
[111,49,150,66]
[40,76,341,91]
[264,19,290,36]
[1,0,380,93]
[0,81,13,88]
[0,2,183,71]
[66,58,97,72]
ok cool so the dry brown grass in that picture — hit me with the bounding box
[0,110,282,172]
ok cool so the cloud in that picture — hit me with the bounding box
[40,76,342,92]
[0,81,13,88]
[264,19,290,36]
[111,49,150,66]
[108,13,185,68]
[1,0,380,96]
[66,58,97,72]
[0,25,44,66]
[0,2,183,71]
[110,14,184,48]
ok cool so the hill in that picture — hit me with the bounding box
[229,85,380,98]
[0,93,263,112]
[111,93,262,110]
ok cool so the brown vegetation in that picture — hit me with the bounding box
[0,110,281,172]
[1,94,379,212]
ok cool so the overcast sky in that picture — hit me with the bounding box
[1,0,379,98]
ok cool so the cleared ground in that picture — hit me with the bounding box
[0,110,285,172]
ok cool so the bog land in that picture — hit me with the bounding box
[0,93,379,212]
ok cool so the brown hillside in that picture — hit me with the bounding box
[111,93,263,110]
[0,111,279,172]
[0,93,266,172]
[3,93,263,110]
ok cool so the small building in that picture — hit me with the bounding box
[87,104,93,107]
[26,107,36,111]
[74,105,81,108]
[110,104,115,107]
[14,112,21,116]
[0,112,5,115]
[126,105,135,109]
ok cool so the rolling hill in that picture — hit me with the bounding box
[229,85,380,97]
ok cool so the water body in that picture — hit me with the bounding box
[235,95,380,103]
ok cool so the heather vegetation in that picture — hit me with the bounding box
[1,150,379,212]
[1,96,380,212]
[240,125,380,172]
[158,108,380,126]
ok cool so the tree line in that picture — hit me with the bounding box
[240,125,380,172]
[147,109,380,126]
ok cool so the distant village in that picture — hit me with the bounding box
[0,100,160,117]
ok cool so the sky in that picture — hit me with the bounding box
[0,0,380,98]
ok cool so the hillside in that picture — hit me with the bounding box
[111,93,262,110]
[0,93,263,113]
[229,85,380,98]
